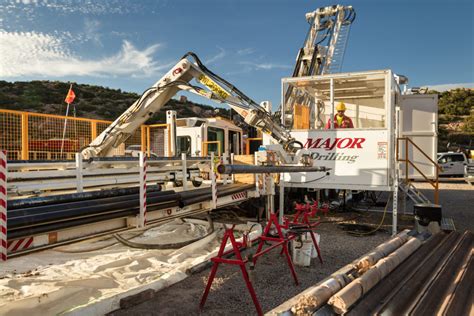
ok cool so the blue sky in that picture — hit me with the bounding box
[0,0,473,110]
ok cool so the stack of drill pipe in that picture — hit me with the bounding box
[268,229,414,315]
[327,236,422,314]
[354,229,410,274]
[7,183,254,239]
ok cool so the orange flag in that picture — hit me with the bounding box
[64,86,76,104]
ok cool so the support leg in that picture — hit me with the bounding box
[309,231,323,264]
[239,264,263,315]
[199,261,220,310]
[282,241,299,285]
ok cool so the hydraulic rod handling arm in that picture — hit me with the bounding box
[81,53,298,159]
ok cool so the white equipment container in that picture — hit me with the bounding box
[398,94,438,179]
[274,70,438,191]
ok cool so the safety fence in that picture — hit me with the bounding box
[0,109,169,160]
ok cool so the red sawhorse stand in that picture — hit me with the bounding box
[199,224,263,315]
[200,213,300,316]
[285,202,327,264]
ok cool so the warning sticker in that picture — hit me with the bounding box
[377,142,388,159]
[198,75,230,100]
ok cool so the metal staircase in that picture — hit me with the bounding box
[399,179,431,205]
[396,138,455,230]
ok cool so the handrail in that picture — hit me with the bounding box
[202,141,222,157]
[245,138,263,155]
[396,137,440,204]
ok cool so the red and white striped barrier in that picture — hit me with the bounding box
[231,191,248,201]
[139,152,147,228]
[0,150,7,261]
[8,237,33,253]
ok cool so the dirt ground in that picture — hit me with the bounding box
[109,179,473,315]
[414,178,474,232]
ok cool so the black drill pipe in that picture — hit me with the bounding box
[7,186,217,221]
[8,190,178,218]
[8,193,183,229]
[8,201,179,239]
[8,184,243,229]
[217,164,330,174]
[7,185,164,210]
[7,184,253,239]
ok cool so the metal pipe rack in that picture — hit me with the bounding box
[7,183,254,240]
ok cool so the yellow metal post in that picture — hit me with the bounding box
[146,126,151,157]
[140,125,146,153]
[201,141,221,157]
[91,121,97,140]
[21,112,29,160]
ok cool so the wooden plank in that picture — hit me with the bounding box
[233,155,255,184]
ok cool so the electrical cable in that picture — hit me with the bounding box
[285,174,328,184]
[345,193,391,236]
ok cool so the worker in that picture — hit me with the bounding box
[325,102,354,129]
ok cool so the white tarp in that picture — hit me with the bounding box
[0,220,261,315]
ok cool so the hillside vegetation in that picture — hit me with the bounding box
[0,80,230,123]
[0,81,471,150]
[430,88,474,150]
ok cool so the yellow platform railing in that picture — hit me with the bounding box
[396,137,442,204]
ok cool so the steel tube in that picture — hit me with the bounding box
[8,185,165,210]
[8,201,179,239]
[8,190,180,219]
[217,164,329,174]
[7,184,254,238]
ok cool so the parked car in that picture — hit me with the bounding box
[437,152,469,177]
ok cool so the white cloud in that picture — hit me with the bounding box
[0,30,168,78]
[205,46,225,64]
[5,0,143,15]
[239,61,291,70]
[83,18,102,46]
[237,48,254,56]
[424,82,474,92]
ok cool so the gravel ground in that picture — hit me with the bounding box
[109,218,389,316]
[414,178,474,232]
[109,180,472,315]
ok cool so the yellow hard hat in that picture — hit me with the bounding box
[336,102,346,111]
